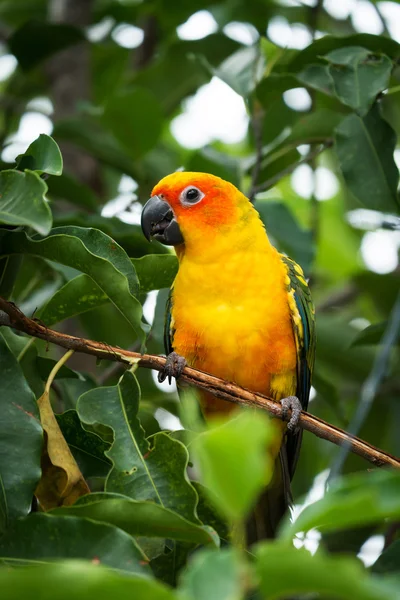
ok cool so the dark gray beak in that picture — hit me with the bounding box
[141,195,184,246]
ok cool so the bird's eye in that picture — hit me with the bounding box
[180,186,204,206]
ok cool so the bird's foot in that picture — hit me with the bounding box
[158,352,187,384]
[280,396,302,431]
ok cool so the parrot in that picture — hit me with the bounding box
[141,172,315,541]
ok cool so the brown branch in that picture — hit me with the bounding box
[1,297,399,470]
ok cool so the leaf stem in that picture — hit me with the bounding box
[44,348,74,394]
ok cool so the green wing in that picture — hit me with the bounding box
[163,288,174,355]
[281,255,316,477]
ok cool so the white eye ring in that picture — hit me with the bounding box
[179,186,205,206]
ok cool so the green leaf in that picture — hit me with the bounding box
[77,371,200,523]
[373,539,400,574]
[187,147,241,188]
[56,410,111,480]
[323,47,392,115]
[0,170,52,235]
[255,200,315,275]
[53,492,218,546]
[36,357,80,380]
[0,333,43,533]
[103,88,163,159]
[213,45,265,97]
[192,410,277,522]
[0,513,149,574]
[255,542,397,600]
[0,227,146,340]
[132,255,178,293]
[288,34,400,73]
[351,322,396,346]
[8,20,85,70]
[297,63,335,95]
[279,469,400,540]
[0,561,177,600]
[15,134,63,176]
[284,108,343,145]
[38,274,108,326]
[334,104,399,213]
[179,548,245,600]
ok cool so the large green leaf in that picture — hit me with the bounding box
[179,548,245,600]
[38,274,108,326]
[255,200,315,275]
[323,47,392,115]
[334,104,399,213]
[279,469,400,540]
[132,254,178,293]
[288,34,400,72]
[192,411,277,522]
[16,134,63,176]
[77,371,200,523]
[373,539,400,574]
[0,170,52,235]
[0,333,43,533]
[56,410,111,480]
[213,45,265,97]
[0,227,146,340]
[103,88,163,159]
[0,561,177,600]
[0,513,149,574]
[255,542,397,600]
[53,492,218,546]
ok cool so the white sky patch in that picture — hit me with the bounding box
[351,0,384,34]
[291,163,314,199]
[358,535,385,568]
[0,54,17,82]
[394,148,400,169]
[323,0,356,20]
[1,112,53,163]
[283,88,312,111]
[171,77,248,149]
[309,386,317,402]
[223,21,259,46]
[143,290,158,326]
[347,208,400,231]
[112,23,144,49]
[267,17,312,49]
[177,10,218,40]
[26,97,54,115]
[152,369,178,394]
[350,317,371,330]
[86,17,114,42]
[360,229,400,274]
[291,469,329,553]
[155,407,183,431]
[315,166,339,201]
[101,176,139,220]
[378,2,400,42]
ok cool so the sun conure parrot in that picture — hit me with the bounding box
[141,172,315,540]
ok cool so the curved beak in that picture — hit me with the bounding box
[141,195,184,246]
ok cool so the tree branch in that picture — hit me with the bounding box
[0,297,399,470]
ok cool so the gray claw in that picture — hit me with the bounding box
[158,352,187,384]
[280,396,302,431]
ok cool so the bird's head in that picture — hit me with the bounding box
[141,172,256,251]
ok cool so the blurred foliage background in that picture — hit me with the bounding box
[1,0,400,598]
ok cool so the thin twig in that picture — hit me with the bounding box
[0,298,399,470]
[252,142,332,196]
